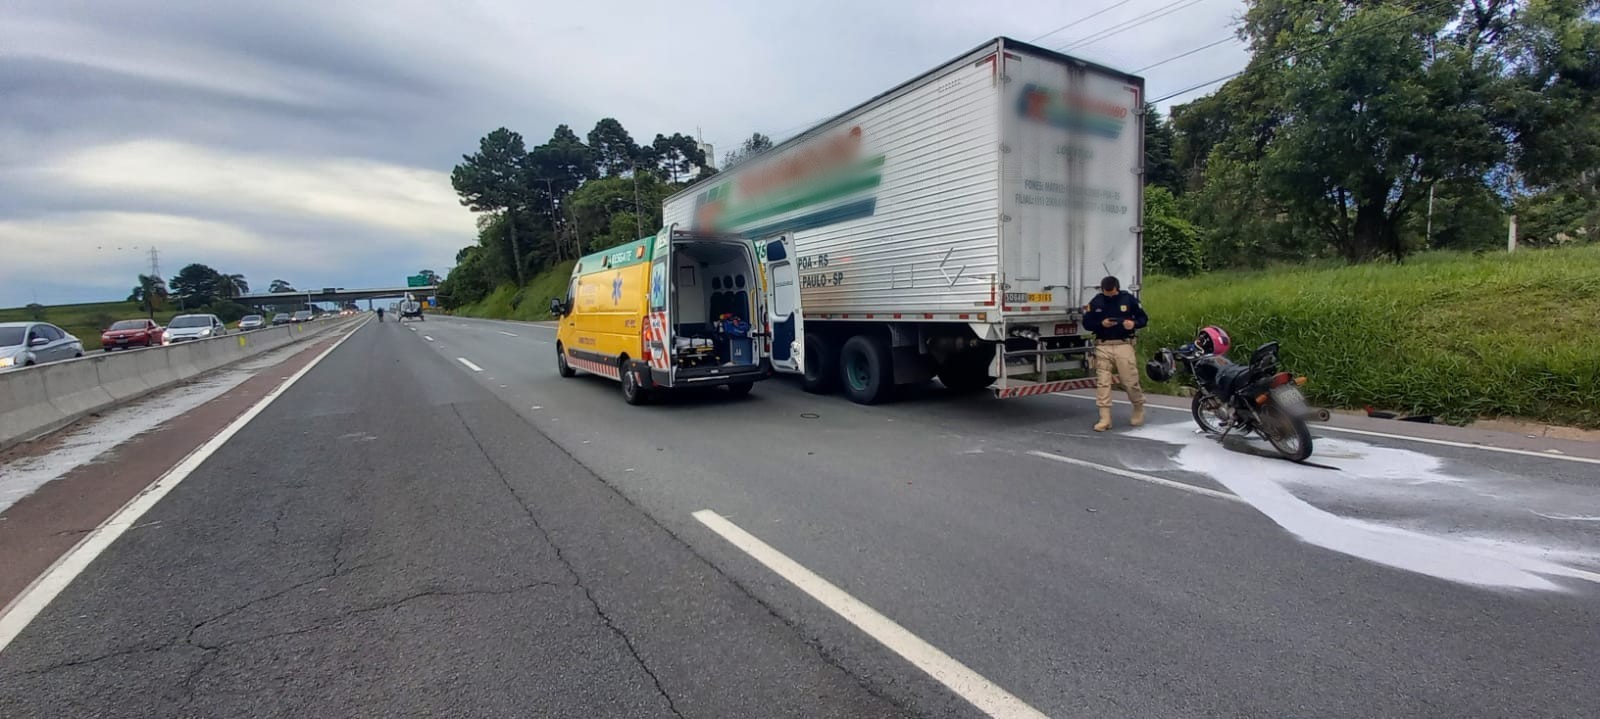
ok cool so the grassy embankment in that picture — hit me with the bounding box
[0,301,181,351]
[1141,244,1600,427]
[452,248,1600,427]
[453,261,575,322]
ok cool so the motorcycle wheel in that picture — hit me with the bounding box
[1261,406,1314,462]
[1191,391,1228,434]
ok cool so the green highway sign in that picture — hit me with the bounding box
[406,275,428,287]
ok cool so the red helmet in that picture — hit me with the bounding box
[1196,326,1231,356]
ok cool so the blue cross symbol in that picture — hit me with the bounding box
[612,276,624,303]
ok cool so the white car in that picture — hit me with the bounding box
[0,322,84,369]
[163,314,228,344]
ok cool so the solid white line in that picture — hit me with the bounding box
[497,331,518,337]
[1027,450,1244,504]
[692,510,1048,719]
[423,336,434,342]
[0,317,371,654]
[457,357,484,372]
[1049,393,1600,466]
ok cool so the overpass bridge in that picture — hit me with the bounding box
[235,285,437,308]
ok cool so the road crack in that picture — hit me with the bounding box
[451,404,686,719]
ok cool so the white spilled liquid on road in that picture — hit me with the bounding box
[1128,422,1600,591]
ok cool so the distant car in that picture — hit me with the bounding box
[163,314,227,344]
[0,321,84,369]
[292,310,313,323]
[271,314,292,326]
[101,319,164,351]
[237,315,265,331]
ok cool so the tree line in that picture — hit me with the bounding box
[439,115,779,308]
[1141,0,1600,274]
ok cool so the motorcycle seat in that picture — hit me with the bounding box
[1214,363,1253,398]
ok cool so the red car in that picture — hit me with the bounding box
[101,319,165,351]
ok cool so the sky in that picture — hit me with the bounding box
[0,0,1250,307]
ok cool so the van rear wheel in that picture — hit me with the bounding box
[726,382,754,398]
[621,363,651,405]
[839,334,893,405]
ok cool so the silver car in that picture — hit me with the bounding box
[0,321,84,369]
[237,315,266,331]
[163,314,228,344]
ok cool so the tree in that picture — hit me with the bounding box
[649,133,708,183]
[722,132,773,170]
[1143,186,1205,276]
[24,303,46,320]
[1143,103,1181,195]
[453,128,535,285]
[169,263,225,308]
[530,124,598,262]
[418,269,441,285]
[567,174,674,252]
[587,118,641,178]
[219,273,249,298]
[268,279,296,293]
[128,273,169,317]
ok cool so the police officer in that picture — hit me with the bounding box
[1082,275,1147,431]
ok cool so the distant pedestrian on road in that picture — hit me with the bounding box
[376,307,385,322]
[1082,275,1147,432]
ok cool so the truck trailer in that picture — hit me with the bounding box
[662,37,1145,404]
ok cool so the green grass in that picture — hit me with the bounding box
[0,301,181,351]
[1140,245,1600,427]
[454,261,576,322]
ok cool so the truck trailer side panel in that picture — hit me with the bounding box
[663,44,1003,319]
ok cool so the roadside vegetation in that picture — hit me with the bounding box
[0,301,181,351]
[1142,244,1600,428]
[452,261,575,322]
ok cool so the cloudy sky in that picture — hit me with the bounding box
[0,0,1249,307]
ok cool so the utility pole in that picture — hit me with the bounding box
[1425,185,1435,249]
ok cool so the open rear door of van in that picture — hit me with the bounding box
[761,234,805,374]
[644,229,675,386]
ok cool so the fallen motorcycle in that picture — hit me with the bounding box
[1147,327,1320,462]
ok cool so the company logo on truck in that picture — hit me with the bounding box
[692,125,883,237]
[1015,83,1128,139]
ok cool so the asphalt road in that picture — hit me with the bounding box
[3,315,1598,717]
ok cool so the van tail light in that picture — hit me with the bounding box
[640,328,652,361]
[1271,372,1291,388]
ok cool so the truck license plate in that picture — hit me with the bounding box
[1054,322,1078,336]
[1027,292,1052,303]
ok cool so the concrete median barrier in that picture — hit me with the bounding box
[0,315,363,450]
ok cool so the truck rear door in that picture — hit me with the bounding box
[1001,46,1144,313]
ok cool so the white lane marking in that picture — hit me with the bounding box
[0,317,370,653]
[457,358,484,372]
[497,331,518,337]
[1049,394,1600,466]
[423,336,434,342]
[692,510,1048,719]
[1027,450,1243,504]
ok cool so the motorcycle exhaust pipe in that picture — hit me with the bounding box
[1310,408,1331,422]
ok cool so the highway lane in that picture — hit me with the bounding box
[0,320,911,718]
[413,314,1600,717]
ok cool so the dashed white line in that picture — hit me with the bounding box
[1027,450,1243,503]
[0,317,370,653]
[497,331,518,337]
[457,357,484,372]
[692,509,1048,719]
[1048,393,1600,466]
[423,336,434,342]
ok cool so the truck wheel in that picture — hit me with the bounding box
[726,382,754,398]
[838,334,893,405]
[556,343,576,377]
[802,332,837,394]
[936,346,995,393]
[621,362,651,405]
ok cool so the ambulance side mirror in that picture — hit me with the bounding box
[549,298,567,317]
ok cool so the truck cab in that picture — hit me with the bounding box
[553,228,768,404]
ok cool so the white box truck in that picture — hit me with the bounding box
[662,37,1145,404]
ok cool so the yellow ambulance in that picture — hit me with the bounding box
[551,227,770,404]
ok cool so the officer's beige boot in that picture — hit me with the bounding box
[1093,407,1113,432]
[1130,403,1146,427]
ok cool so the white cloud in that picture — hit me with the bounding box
[0,212,275,291]
[42,140,474,239]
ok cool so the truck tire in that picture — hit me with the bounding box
[936,346,995,393]
[838,334,893,405]
[802,332,837,394]
[556,342,576,377]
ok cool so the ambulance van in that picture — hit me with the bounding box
[551,227,768,404]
